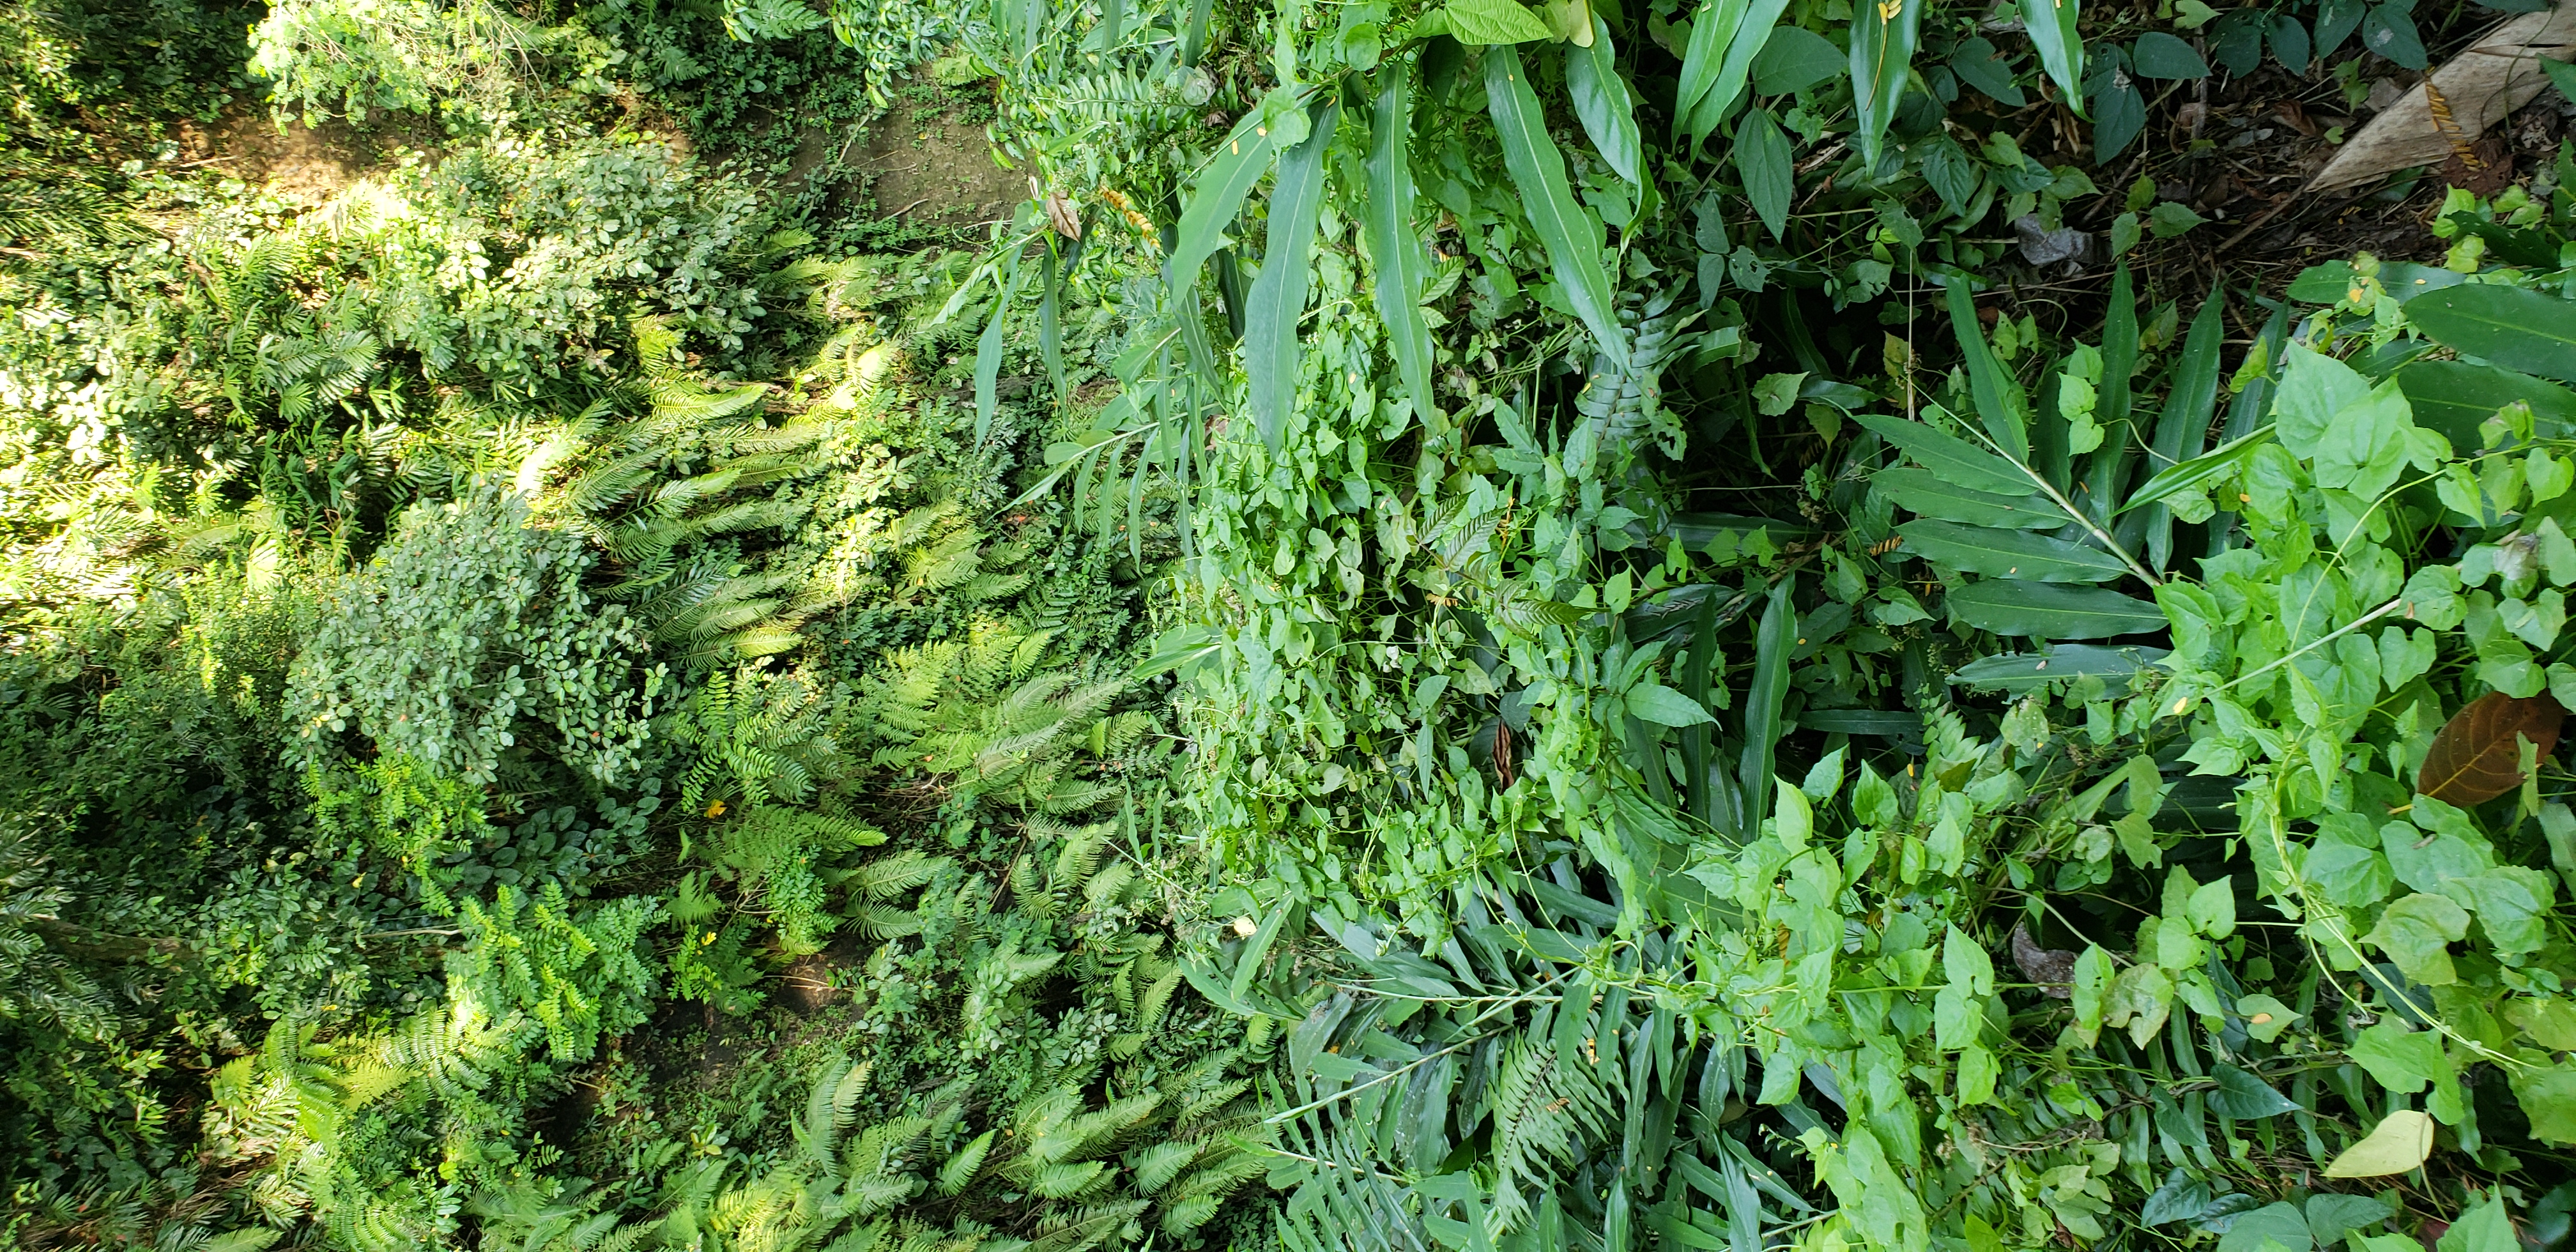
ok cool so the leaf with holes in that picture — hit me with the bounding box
[2418,692,2564,804]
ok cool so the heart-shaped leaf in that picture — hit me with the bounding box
[2418,691,2564,805]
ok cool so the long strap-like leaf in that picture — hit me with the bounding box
[1165,109,1280,303]
[1942,280,2028,463]
[1245,96,1341,452]
[2020,0,2083,107]
[2138,284,2225,570]
[975,259,1030,443]
[1485,45,1629,371]
[1367,66,1437,418]
[1736,581,1793,833]
[1673,0,1745,141]
[1850,0,1922,168]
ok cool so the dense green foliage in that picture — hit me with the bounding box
[6,0,2576,1246]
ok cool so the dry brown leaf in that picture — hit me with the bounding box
[2418,691,2564,805]
[2010,922,2077,999]
[2308,0,2576,192]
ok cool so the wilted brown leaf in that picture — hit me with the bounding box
[2418,691,2565,805]
[2308,0,2576,192]
[2011,922,2077,1000]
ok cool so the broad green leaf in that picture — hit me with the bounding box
[1445,0,1554,43]
[2216,1203,2312,1252]
[1948,644,2168,694]
[2436,1200,2511,1252]
[1853,412,2032,496]
[1945,35,2025,105]
[2287,259,2462,304]
[1628,681,1715,726]
[1947,582,2166,638]
[1243,96,1340,451]
[2322,1110,2434,1177]
[2304,1196,2391,1248]
[1898,519,2128,582]
[2397,361,2576,450]
[2346,1019,2445,1094]
[2405,284,2576,385]
[2091,68,2146,161]
[1752,25,1842,95]
[2365,892,2469,985]
[1945,282,2029,462]
[2119,424,2274,514]
[2019,0,2083,102]
[1565,18,1641,183]
[1366,66,1436,413]
[1772,779,1811,848]
[2235,993,2296,1042]
[1165,109,1278,300]
[1735,106,1793,241]
[2509,1061,2576,1145]
[2205,1064,2300,1119]
[1849,0,1922,167]
[2130,31,2209,77]
[2187,875,2236,938]
[1874,468,2062,529]
[1487,45,1629,369]
[2273,343,2370,459]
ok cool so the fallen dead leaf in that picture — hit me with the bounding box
[2310,0,2576,191]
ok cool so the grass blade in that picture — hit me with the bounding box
[2142,286,2226,569]
[1039,244,1066,409]
[1485,43,1629,370]
[2117,424,2274,515]
[1699,0,1793,141]
[974,261,1029,443]
[1682,589,1719,827]
[1367,65,1436,415]
[1245,96,1340,452]
[1946,581,2165,637]
[1942,280,2027,462]
[1672,0,1743,141]
[2085,264,2138,528]
[1896,519,2129,582]
[2223,301,2290,441]
[1871,468,2062,529]
[1737,579,1792,832]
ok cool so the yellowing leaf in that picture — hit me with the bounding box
[2322,1110,2434,1177]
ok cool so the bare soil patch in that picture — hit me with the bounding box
[172,107,440,202]
[840,103,1020,232]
